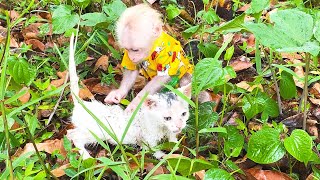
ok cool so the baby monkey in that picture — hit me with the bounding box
[105,4,210,112]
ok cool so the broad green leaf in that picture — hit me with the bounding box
[63,136,72,152]
[216,13,245,32]
[80,13,108,26]
[24,114,38,136]
[166,4,180,20]
[315,19,320,42]
[225,160,245,175]
[246,0,270,14]
[224,45,234,61]
[75,51,88,65]
[279,71,296,99]
[167,157,214,176]
[245,9,320,56]
[52,5,80,34]
[204,168,234,180]
[224,66,236,78]
[223,126,244,158]
[102,0,127,21]
[197,42,219,58]
[260,96,279,122]
[202,9,220,24]
[247,128,285,164]
[199,127,227,134]
[72,0,91,8]
[182,25,200,39]
[7,57,36,85]
[284,129,312,164]
[202,0,209,5]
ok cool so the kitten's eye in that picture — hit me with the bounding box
[164,117,172,121]
[182,112,187,116]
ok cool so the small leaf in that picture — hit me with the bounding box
[204,168,234,180]
[246,0,270,14]
[314,19,320,42]
[182,25,200,39]
[102,0,127,21]
[284,129,312,164]
[202,0,209,5]
[224,45,234,61]
[279,71,297,99]
[247,128,286,164]
[166,4,181,20]
[216,13,245,32]
[72,0,91,8]
[80,13,108,26]
[199,127,227,134]
[223,126,244,158]
[8,57,36,85]
[167,156,214,176]
[202,9,220,24]
[197,42,219,58]
[52,5,80,34]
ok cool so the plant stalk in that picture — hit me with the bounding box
[195,95,199,158]
[23,118,58,180]
[302,53,311,130]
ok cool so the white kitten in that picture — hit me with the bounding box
[66,34,191,159]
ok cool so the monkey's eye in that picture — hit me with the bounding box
[182,112,187,116]
[164,117,172,121]
[131,49,139,52]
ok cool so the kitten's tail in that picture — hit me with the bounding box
[69,33,80,105]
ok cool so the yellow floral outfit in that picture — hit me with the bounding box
[121,32,193,81]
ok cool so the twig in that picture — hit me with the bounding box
[302,53,311,130]
[47,72,69,124]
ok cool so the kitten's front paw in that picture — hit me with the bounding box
[154,151,166,159]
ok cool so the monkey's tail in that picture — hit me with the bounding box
[69,33,80,105]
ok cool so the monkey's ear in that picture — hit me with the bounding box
[178,83,192,99]
[152,24,162,37]
[144,95,158,109]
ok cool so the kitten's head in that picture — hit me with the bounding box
[142,84,192,133]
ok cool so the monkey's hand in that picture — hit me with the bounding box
[104,89,126,104]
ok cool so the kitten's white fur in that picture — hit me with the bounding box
[66,34,191,159]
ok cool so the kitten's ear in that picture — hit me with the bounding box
[178,83,192,99]
[144,95,158,109]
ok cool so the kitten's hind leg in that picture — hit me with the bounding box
[67,129,92,159]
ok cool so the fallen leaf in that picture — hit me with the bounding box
[82,78,100,92]
[0,26,6,44]
[145,162,167,175]
[10,36,19,48]
[18,87,30,104]
[291,59,304,88]
[248,122,263,131]
[93,55,109,72]
[309,98,320,106]
[9,10,19,21]
[51,163,70,177]
[21,139,67,157]
[194,170,205,180]
[310,83,320,98]
[236,81,263,92]
[26,39,45,51]
[10,122,20,130]
[313,108,320,120]
[281,53,302,60]
[40,109,52,118]
[22,23,43,40]
[133,75,146,90]
[108,34,120,51]
[50,79,65,89]
[79,81,94,100]
[92,83,113,95]
[39,12,52,21]
[237,4,251,12]
[308,126,318,141]
[246,167,292,180]
[57,70,68,79]
[210,93,221,112]
[230,57,253,72]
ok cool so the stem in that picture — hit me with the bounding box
[1,11,14,180]
[23,118,59,180]
[219,83,227,125]
[268,50,283,115]
[195,95,199,158]
[302,53,311,130]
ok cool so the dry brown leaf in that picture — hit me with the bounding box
[210,93,221,112]
[50,79,65,89]
[21,139,67,157]
[51,163,70,177]
[9,10,19,20]
[0,26,6,44]
[237,4,251,12]
[194,170,205,180]
[248,122,263,131]
[309,98,320,106]
[10,122,20,130]
[79,81,94,100]
[18,87,30,104]
[26,39,45,51]
[10,35,19,48]
[57,70,68,79]
[94,55,109,72]
[236,81,263,92]
[134,75,146,90]
[291,59,304,88]
[230,58,253,72]
[22,23,43,40]
[281,53,302,60]
[308,126,318,141]
[108,34,120,51]
[145,162,166,175]
[39,12,52,21]
[246,167,292,180]
[310,83,320,98]
[40,109,52,118]
[92,83,112,95]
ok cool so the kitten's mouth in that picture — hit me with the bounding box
[173,129,181,133]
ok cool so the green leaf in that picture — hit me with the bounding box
[189,102,218,133]
[182,25,200,39]
[245,9,320,56]
[102,0,127,21]
[199,127,227,134]
[284,129,313,164]
[202,9,220,24]
[166,4,181,20]
[197,42,219,58]
[167,157,214,176]
[24,114,38,136]
[72,0,91,8]
[315,19,320,42]
[63,136,72,152]
[75,51,88,65]
[151,174,192,180]
[279,71,296,99]
[224,45,234,61]
[247,128,285,164]
[204,168,234,180]
[7,57,36,85]
[225,160,245,175]
[223,126,244,158]
[80,13,108,26]
[52,5,80,34]
[202,0,209,5]
[216,13,245,32]
[246,0,270,14]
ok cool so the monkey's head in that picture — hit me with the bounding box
[116,4,163,63]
